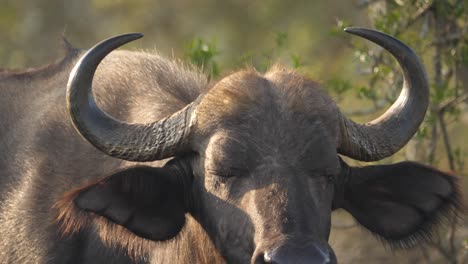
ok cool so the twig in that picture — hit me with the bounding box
[392,1,434,37]
[461,249,468,264]
[448,214,458,257]
[438,112,456,171]
[428,239,453,263]
[357,0,380,9]
[438,93,468,113]
[427,121,438,164]
[431,29,468,45]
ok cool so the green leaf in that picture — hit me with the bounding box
[275,32,288,49]
[357,86,376,100]
[326,78,353,96]
[185,37,220,79]
[290,54,303,68]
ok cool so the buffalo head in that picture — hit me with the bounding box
[59,28,460,263]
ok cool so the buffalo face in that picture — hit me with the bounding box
[189,70,341,262]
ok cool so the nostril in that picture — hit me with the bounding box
[261,245,332,264]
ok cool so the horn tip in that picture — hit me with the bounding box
[344,27,366,34]
[124,32,144,40]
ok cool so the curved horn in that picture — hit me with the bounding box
[338,27,429,161]
[66,33,197,162]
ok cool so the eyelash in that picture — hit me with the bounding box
[217,176,230,183]
[209,166,248,177]
[215,173,234,180]
[208,169,232,177]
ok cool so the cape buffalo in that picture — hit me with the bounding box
[0,28,461,263]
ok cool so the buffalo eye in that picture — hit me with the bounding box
[325,173,336,184]
[207,166,248,178]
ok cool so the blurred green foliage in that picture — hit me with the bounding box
[185,38,220,79]
[0,0,364,79]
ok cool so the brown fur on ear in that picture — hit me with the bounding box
[55,185,159,260]
[55,189,223,263]
[55,183,94,236]
[54,164,192,260]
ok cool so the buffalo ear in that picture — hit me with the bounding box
[338,161,461,247]
[57,165,188,242]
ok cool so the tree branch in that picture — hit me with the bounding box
[427,121,438,164]
[431,29,468,46]
[438,112,455,171]
[357,0,380,9]
[438,92,468,113]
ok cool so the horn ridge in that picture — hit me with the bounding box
[66,33,196,161]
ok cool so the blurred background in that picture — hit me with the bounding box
[0,0,466,263]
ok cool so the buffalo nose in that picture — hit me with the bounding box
[263,244,331,264]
